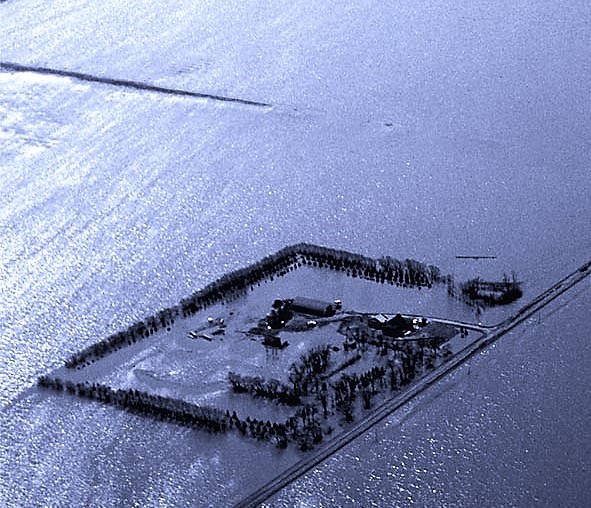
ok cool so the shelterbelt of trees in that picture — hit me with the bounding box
[227,329,449,436]
[37,375,324,450]
[38,376,229,432]
[62,243,444,370]
[228,345,332,406]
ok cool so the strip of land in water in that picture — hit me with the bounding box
[456,255,497,259]
[0,61,272,108]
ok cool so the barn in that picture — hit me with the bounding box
[290,297,336,317]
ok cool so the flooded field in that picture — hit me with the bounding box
[1,0,590,506]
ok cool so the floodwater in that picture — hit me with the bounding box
[1,0,590,506]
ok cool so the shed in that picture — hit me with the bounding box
[368,313,390,329]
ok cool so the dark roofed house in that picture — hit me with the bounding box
[383,313,412,337]
[290,297,336,317]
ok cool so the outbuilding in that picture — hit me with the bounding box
[368,313,390,329]
[290,297,336,317]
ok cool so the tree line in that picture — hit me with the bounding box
[294,244,442,288]
[38,374,325,450]
[227,372,301,406]
[228,345,332,405]
[38,376,228,432]
[331,338,447,422]
[288,345,331,398]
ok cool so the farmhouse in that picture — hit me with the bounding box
[382,313,413,337]
[290,297,336,317]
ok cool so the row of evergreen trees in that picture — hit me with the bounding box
[37,376,228,432]
[64,308,178,369]
[38,374,324,450]
[178,245,302,318]
[63,246,301,369]
[226,411,289,448]
[228,405,324,450]
[176,242,443,321]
